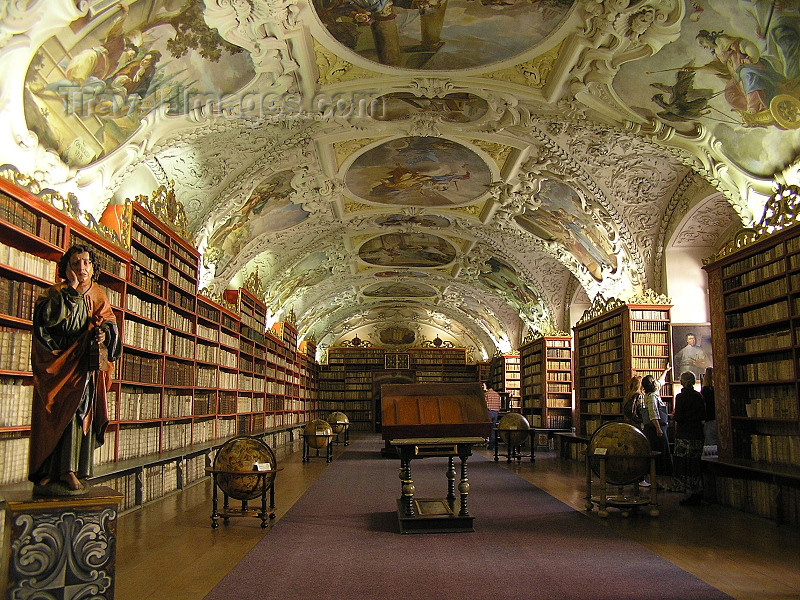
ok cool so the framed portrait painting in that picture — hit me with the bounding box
[670,324,713,383]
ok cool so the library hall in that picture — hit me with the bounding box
[1,0,800,598]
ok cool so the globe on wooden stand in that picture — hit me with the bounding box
[208,435,278,528]
[585,422,659,518]
[302,419,335,462]
[328,411,350,446]
[495,412,531,463]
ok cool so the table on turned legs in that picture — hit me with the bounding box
[389,437,485,533]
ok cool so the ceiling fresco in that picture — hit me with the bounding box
[310,0,574,70]
[22,1,254,168]
[2,0,795,359]
[344,136,492,206]
[357,232,457,267]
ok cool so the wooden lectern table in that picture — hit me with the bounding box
[381,382,492,533]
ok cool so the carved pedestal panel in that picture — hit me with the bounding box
[1,486,123,599]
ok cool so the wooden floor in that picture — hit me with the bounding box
[115,435,800,600]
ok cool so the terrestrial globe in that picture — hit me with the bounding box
[213,436,277,501]
[327,411,349,434]
[497,412,530,446]
[587,422,650,486]
[304,419,334,449]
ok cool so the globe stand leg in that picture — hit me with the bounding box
[598,458,609,518]
[649,456,660,517]
[211,474,220,528]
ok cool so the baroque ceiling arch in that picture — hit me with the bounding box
[1,0,797,359]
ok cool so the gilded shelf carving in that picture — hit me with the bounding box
[133,181,191,243]
[705,184,800,265]
[0,164,127,249]
[243,270,266,299]
[313,39,380,86]
[627,288,671,305]
[483,42,562,89]
[577,294,626,325]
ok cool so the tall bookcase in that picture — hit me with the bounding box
[519,336,573,429]
[489,354,521,410]
[0,171,314,511]
[573,296,672,437]
[702,186,800,525]
[318,345,478,431]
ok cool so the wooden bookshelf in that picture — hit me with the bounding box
[520,336,573,430]
[573,297,672,438]
[408,347,474,384]
[0,174,314,511]
[318,346,477,431]
[704,192,800,485]
[489,354,521,410]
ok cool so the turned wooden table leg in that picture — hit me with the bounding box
[458,455,470,517]
[446,456,456,504]
[399,457,415,517]
[210,474,220,528]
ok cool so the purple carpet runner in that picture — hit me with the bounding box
[205,436,730,600]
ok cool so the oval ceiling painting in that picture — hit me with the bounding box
[371,93,488,122]
[311,0,573,70]
[375,213,451,228]
[374,270,429,278]
[380,326,416,346]
[358,233,457,267]
[346,137,491,207]
[23,1,254,168]
[362,282,438,297]
[514,179,617,281]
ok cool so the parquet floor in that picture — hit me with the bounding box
[114,436,800,600]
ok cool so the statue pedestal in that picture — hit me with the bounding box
[1,485,124,598]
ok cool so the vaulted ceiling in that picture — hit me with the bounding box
[2,0,797,360]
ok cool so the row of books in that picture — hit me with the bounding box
[580,373,623,387]
[0,277,45,322]
[132,226,168,259]
[723,257,784,291]
[630,332,668,344]
[712,474,800,527]
[93,430,116,466]
[585,400,621,414]
[577,314,622,338]
[724,277,787,310]
[130,264,163,296]
[740,396,799,419]
[580,361,622,377]
[119,387,161,420]
[630,319,668,331]
[168,268,196,295]
[166,331,194,360]
[0,434,27,485]
[729,358,793,382]
[162,422,192,452]
[745,433,800,466]
[126,292,165,323]
[632,357,669,371]
[0,328,32,372]
[131,245,166,277]
[123,317,162,351]
[0,377,32,427]
[577,338,621,356]
[0,241,55,282]
[164,359,194,386]
[721,242,782,278]
[6,203,62,250]
[581,385,624,399]
[725,299,788,329]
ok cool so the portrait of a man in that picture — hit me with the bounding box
[671,324,712,382]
